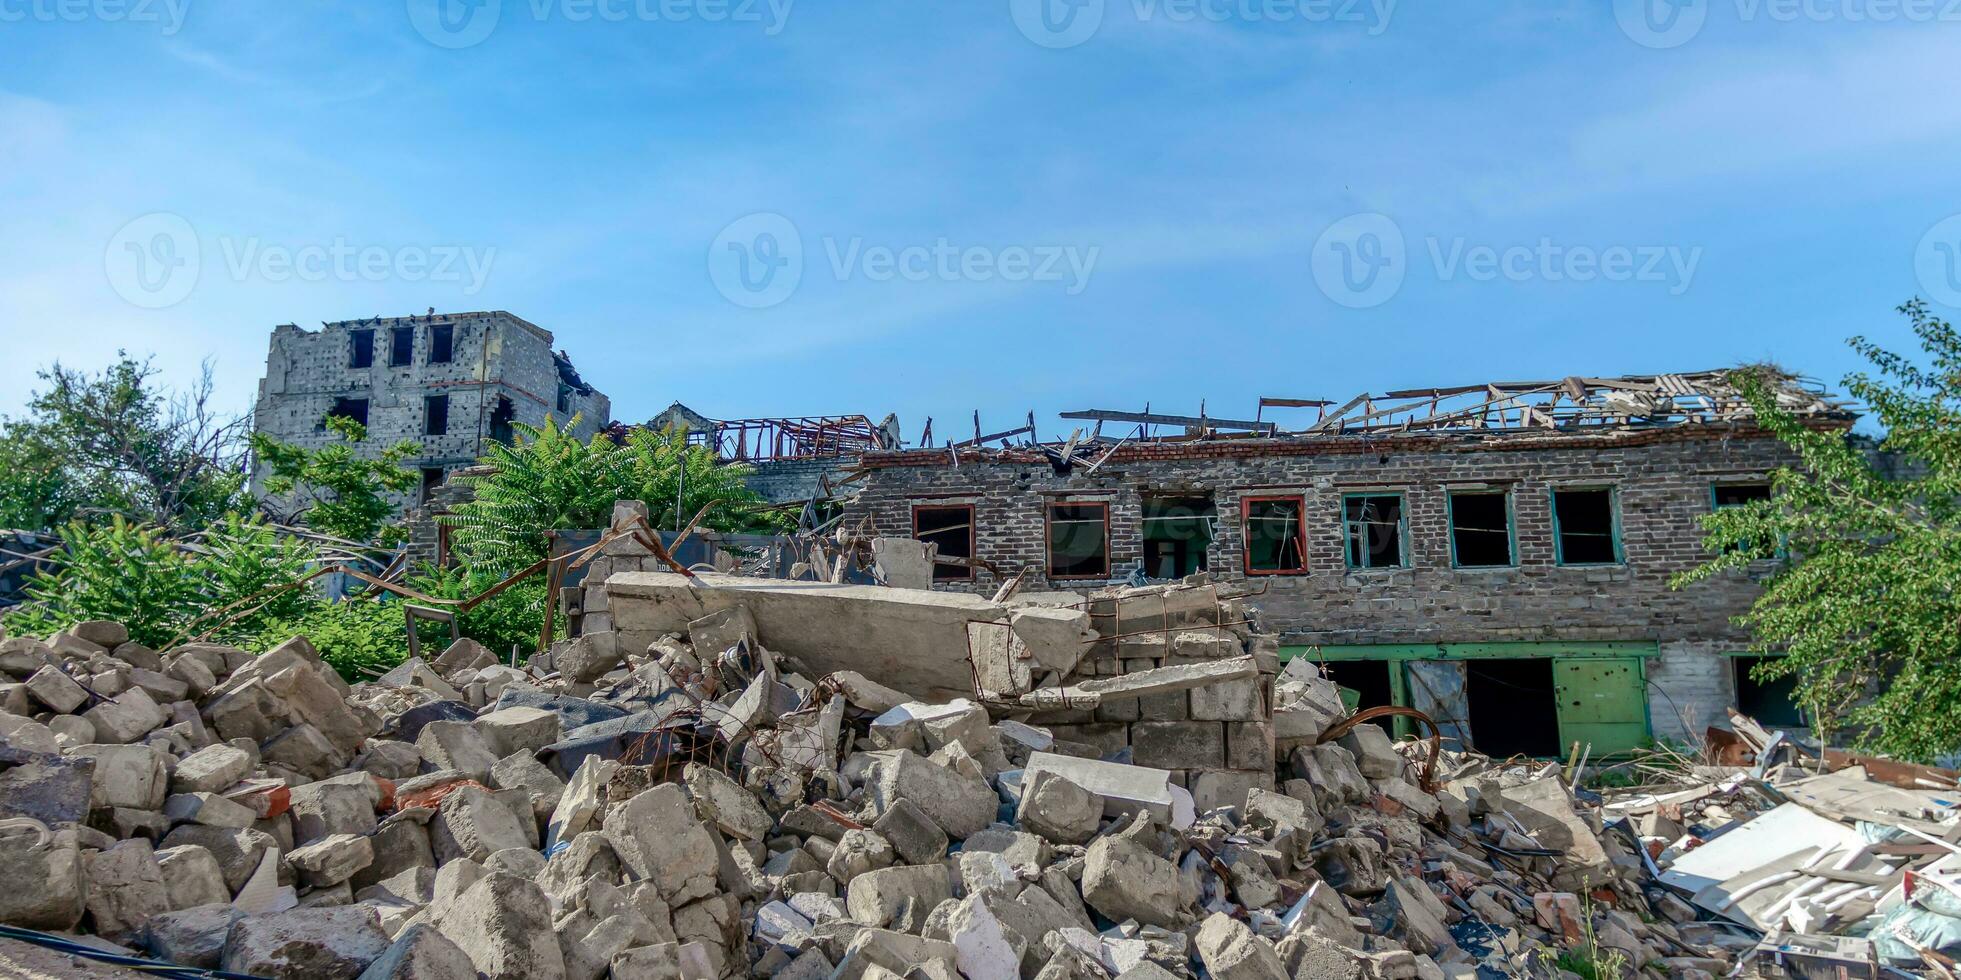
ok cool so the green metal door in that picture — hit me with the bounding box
[1552,658,1648,755]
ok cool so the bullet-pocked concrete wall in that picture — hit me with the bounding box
[841,427,1819,741]
[252,311,611,515]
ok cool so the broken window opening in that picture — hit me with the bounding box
[429,324,454,364]
[389,326,414,367]
[1734,655,1806,728]
[913,504,975,582]
[1319,659,1395,733]
[1448,491,1513,567]
[556,385,572,415]
[488,396,516,446]
[1242,496,1306,575]
[1464,658,1562,758]
[326,397,368,428]
[419,467,445,506]
[1552,488,1620,565]
[1046,502,1110,579]
[1142,495,1214,579]
[1713,483,1771,508]
[1713,483,1778,556]
[424,394,450,436]
[349,329,375,369]
[1343,494,1406,569]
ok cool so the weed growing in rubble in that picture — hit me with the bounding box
[1673,299,1961,761]
[1536,893,1632,980]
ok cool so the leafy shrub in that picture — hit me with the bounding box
[405,563,564,661]
[2,514,317,648]
[242,597,424,682]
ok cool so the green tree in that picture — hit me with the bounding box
[1673,300,1961,760]
[440,417,783,575]
[0,355,249,530]
[251,416,421,544]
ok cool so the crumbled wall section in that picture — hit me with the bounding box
[251,311,611,515]
[841,427,1818,741]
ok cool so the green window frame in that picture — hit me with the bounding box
[1550,486,1622,566]
[1342,493,1408,569]
[1446,490,1515,568]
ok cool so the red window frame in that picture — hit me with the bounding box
[1241,495,1308,576]
[1045,500,1111,580]
[912,503,976,582]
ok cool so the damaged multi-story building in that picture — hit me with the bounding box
[251,311,612,514]
[841,371,1854,756]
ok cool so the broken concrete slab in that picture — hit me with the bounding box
[608,571,1091,700]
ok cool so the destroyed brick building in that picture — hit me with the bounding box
[648,403,904,506]
[842,372,1855,756]
[251,311,612,514]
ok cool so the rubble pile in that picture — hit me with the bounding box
[0,525,1881,979]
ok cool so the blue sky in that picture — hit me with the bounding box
[3,1,1959,442]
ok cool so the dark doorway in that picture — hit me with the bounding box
[1465,659,1562,758]
[488,396,516,445]
[1319,659,1394,733]
[1142,495,1213,579]
[419,467,445,506]
[1735,656,1805,728]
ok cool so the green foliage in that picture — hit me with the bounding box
[0,430,74,531]
[251,416,420,544]
[406,563,564,660]
[442,417,785,575]
[242,598,420,682]
[2,514,317,648]
[0,354,249,531]
[1672,300,1961,760]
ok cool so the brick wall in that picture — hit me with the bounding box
[841,426,1819,738]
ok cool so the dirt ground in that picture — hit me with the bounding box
[0,937,156,979]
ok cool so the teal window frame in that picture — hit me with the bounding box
[1446,490,1516,568]
[1549,485,1623,566]
[1342,492,1409,570]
